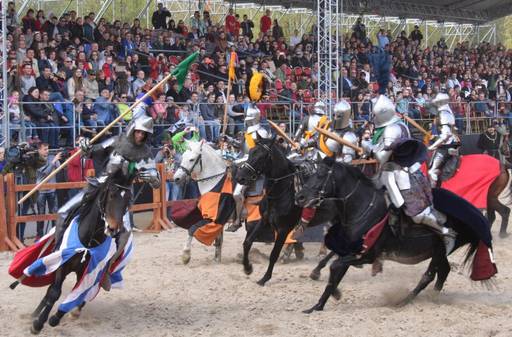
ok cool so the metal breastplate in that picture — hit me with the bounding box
[307,114,322,132]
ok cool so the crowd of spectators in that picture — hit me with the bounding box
[4,2,512,150]
[2,2,512,240]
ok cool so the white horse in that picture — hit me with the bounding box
[173,140,229,264]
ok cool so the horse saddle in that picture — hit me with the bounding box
[439,154,461,182]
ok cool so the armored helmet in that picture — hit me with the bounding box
[371,95,400,128]
[333,99,352,130]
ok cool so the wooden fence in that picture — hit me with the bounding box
[0,164,173,252]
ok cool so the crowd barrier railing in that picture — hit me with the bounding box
[0,164,172,252]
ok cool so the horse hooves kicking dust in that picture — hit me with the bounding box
[182,250,191,265]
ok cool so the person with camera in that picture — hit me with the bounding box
[2,143,47,243]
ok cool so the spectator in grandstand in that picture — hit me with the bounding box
[260,9,272,34]
[67,67,84,100]
[0,147,5,172]
[474,92,493,117]
[19,63,37,96]
[200,92,221,142]
[94,88,117,125]
[152,3,171,30]
[272,19,284,40]
[150,93,168,145]
[409,25,423,45]
[241,14,254,41]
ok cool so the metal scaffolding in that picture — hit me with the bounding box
[316,0,340,117]
[1,0,8,148]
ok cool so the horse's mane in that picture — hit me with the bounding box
[335,162,375,188]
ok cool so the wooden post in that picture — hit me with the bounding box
[5,173,24,250]
[158,164,172,230]
[0,175,9,251]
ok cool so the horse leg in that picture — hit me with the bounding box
[434,256,451,292]
[294,242,305,260]
[304,257,349,314]
[70,302,86,319]
[397,253,440,307]
[31,269,66,334]
[213,231,223,263]
[48,266,86,327]
[181,235,193,265]
[310,251,336,281]
[488,197,510,238]
[243,220,264,275]
[257,227,289,286]
[280,244,293,264]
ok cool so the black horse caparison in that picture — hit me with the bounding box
[29,175,132,334]
[236,137,334,286]
[295,159,493,313]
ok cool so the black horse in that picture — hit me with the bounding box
[28,174,132,334]
[236,137,333,286]
[295,158,497,313]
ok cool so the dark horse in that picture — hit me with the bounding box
[28,175,132,334]
[295,158,496,313]
[236,137,333,286]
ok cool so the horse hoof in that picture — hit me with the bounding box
[309,269,321,281]
[48,315,60,327]
[396,296,413,307]
[332,289,342,301]
[31,320,43,335]
[181,250,191,265]
[302,305,322,314]
[499,232,509,239]
[256,278,267,286]
[244,264,253,275]
[295,250,305,260]
[70,309,81,319]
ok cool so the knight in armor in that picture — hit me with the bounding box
[294,101,331,153]
[56,115,161,289]
[362,95,455,253]
[318,100,358,163]
[226,104,271,232]
[427,93,460,187]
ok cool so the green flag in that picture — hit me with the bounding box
[172,51,199,93]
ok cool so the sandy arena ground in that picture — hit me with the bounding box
[0,221,511,337]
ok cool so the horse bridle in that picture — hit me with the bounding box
[98,182,132,237]
[241,142,273,182]
[178,151,227,182]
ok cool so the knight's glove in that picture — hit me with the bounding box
[139,168,161,189]
[79,138,92,155]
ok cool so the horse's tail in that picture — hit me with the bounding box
[433,188,497,281]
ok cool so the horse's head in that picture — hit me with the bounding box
[102,181,132,236]
[236,137,275,186]
[174,140,204,184]
[296,157,337,208]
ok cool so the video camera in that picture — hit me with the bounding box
[5,143,38,166]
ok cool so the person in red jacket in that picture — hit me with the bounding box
[260,9,272,34]
[67,137,94,198]
[225,8,237,37]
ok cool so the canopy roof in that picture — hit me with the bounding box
[235,0,511,24]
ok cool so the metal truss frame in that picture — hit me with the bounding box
[1,0,8,147]
[317,0,340,117]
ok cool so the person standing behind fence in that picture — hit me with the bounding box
[35,143,61,239]
[67,136,94,198]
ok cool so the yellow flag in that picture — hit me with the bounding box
[228,51,237,81]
